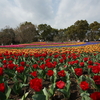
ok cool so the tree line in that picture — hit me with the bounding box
[0,20,100,45]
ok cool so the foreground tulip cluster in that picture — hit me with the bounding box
[0,43,100,100]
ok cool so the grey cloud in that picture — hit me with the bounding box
[17,0,54,22]
[53,0,100,29]
[0,0,100,29]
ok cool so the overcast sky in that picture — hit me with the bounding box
[0,0,100,29]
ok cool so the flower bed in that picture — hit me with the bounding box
[0,45,24,48]
[0,41,100,49]
[22,42,85,48]
[0,42,85,48]
[0,44,100,100]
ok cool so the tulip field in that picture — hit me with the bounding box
[0,42,100,100]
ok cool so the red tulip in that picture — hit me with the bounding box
[56,80,66,89]
[80,81,89,90]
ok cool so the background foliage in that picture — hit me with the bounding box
[0,20,100,45]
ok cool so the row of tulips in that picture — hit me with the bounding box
[0,42,85,48]
[0,44,100,99]
[0,45,24,48]
[23,42,85,47]
[0,43,100,55]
